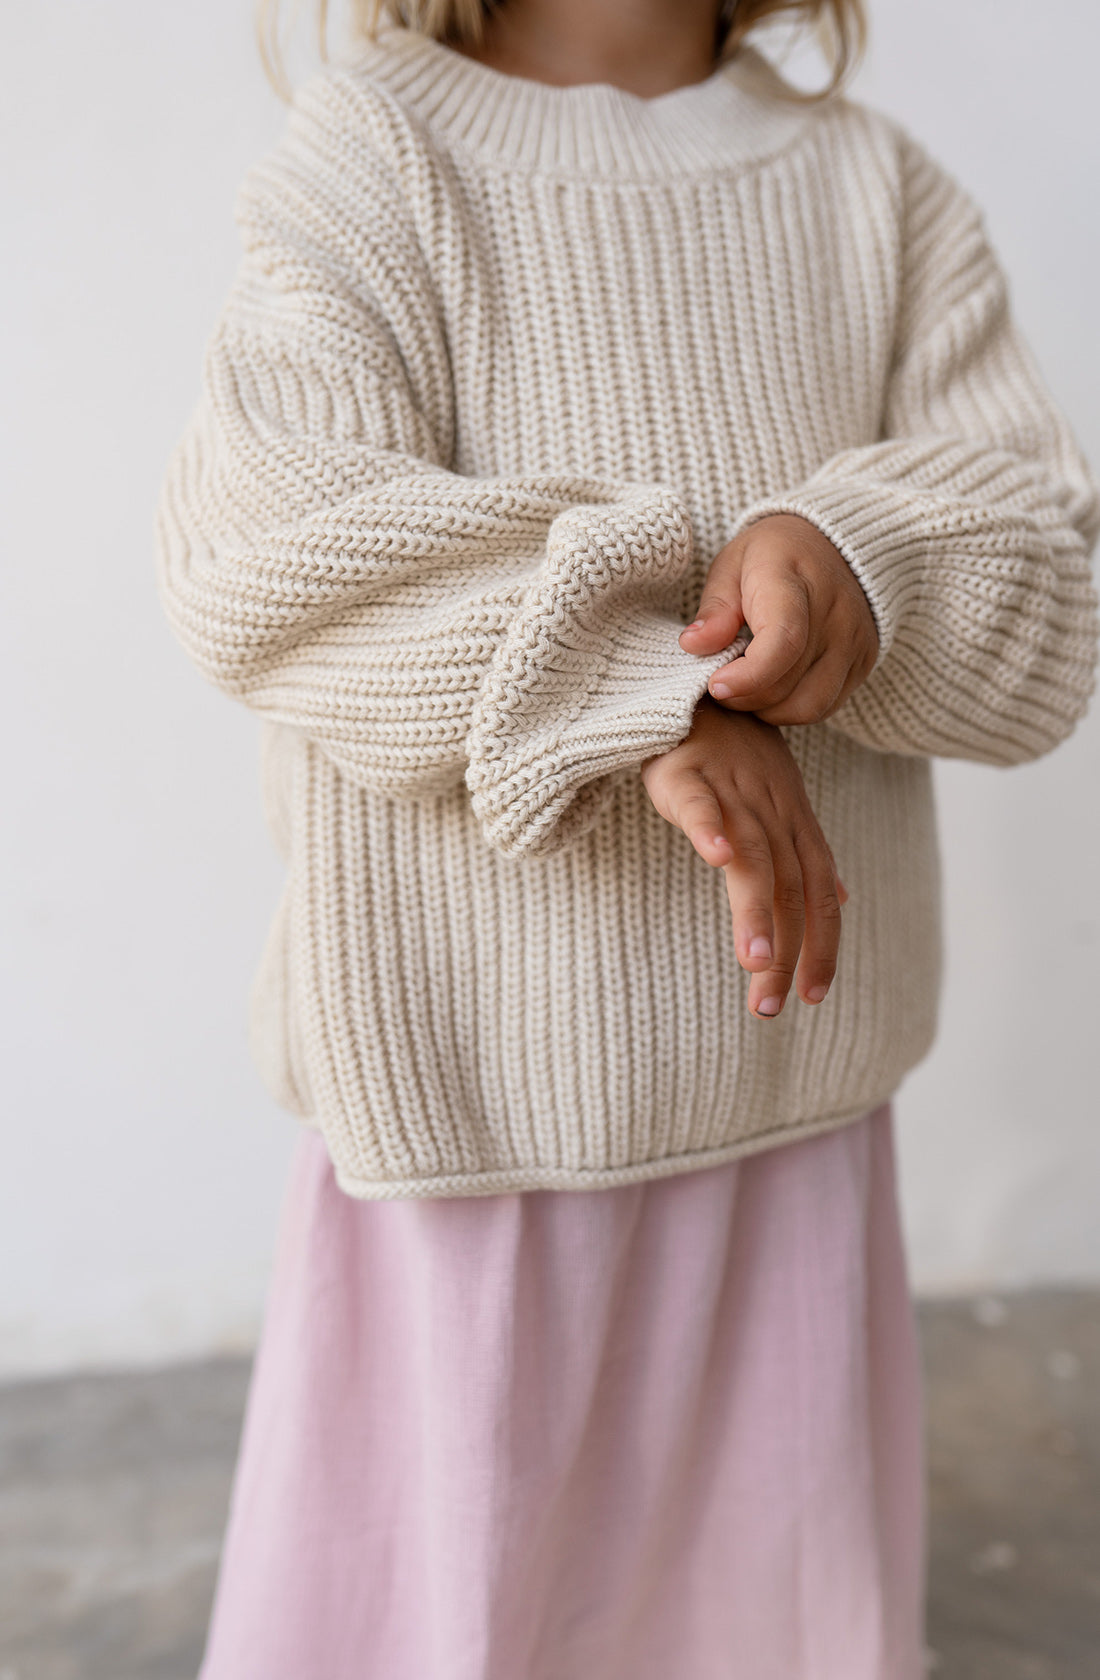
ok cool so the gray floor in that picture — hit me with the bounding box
[1,1292,1097,1679]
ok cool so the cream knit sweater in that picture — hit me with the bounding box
[156,27,1099,1198]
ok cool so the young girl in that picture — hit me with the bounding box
[156,0,1099,1674]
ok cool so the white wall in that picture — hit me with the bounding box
[2,0,1097,1377]
[848,4,1100,1291]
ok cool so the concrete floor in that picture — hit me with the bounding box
[0,1292,1097,1679]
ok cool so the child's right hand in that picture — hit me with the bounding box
[640,698,847,1018]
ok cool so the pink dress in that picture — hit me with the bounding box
[199,1104,925,1679]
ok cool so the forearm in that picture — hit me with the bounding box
[157,366,742,851]
[735,446,1099,765]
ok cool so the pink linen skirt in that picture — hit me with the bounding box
[199,1104,925,1680]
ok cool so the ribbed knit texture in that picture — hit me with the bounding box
[156,27,1099,1197]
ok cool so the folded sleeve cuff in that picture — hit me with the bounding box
[729,481,931,666]
[466,490,746,857]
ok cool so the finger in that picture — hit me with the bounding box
[753,650,849,727]
[717,815,777,975]
[708,578,811,704]
[667,779,736,869]
[679,547,745,653]
[746,848,804,1018]
[792,827,845,1004]
[823,840,850,906]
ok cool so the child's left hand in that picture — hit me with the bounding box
[679,513,879,726]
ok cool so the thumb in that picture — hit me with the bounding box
[679,542,744,652]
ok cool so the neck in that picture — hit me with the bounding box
[455,0,725,98]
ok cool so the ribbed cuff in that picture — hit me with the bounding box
[468,615,743,857]
[466,488,746,857]
[729,480,930,666]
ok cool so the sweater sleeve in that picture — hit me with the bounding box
[727,127,1100,765]
[154,76,737,858]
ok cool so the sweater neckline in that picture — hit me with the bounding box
[345,26,817,177]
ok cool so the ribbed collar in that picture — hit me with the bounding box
[345,25,817,178]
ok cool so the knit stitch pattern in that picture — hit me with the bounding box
[156,28,1099,1197]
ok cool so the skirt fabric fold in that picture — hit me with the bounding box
[199,1104,925,1680]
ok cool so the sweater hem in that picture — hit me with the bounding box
[325,1096,892,1200]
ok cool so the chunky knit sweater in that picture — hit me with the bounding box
[156,26,1099,1198]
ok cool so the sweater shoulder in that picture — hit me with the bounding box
[270,58,433,173]
[827,97,991,235]
[233,62,438,251]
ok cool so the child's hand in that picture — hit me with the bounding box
[678,514,878,725]
[640,698,847,1018]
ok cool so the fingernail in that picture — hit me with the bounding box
[755,996,783,1017]
[748,936,772,962]
[685,618,705,630]
[711,682,731,699]
[807,985,829,1004]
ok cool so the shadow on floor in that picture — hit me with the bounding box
[1,1292,1097,1679]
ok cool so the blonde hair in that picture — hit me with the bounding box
[258,0,867,103]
